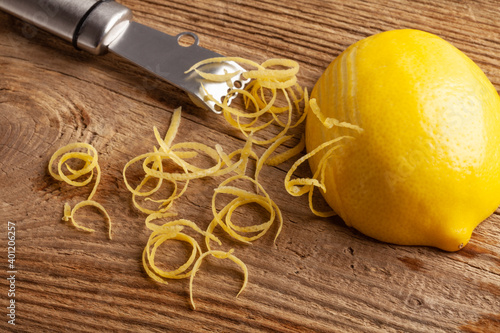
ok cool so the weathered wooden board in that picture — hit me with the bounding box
[1,0,499,332]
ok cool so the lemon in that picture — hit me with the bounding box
[306,29,500,251]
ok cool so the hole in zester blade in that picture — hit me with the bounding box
[176,32,199,47]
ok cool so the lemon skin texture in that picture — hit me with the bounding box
[306,29,500,251]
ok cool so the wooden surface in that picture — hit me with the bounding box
[1,0,500,332]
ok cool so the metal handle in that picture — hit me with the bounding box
[0,0,132,55]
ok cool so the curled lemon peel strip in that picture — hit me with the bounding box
[309,98,363,133]
[221,196,280,241]
[215,144,255,177]
[48,143,97,182]
[245,58,299,81]
[251,82,304,118]
[145,212,179,231]
[288,87,309,129]
[305,145,343,217]
[153,126,171,153]
[254,134,306,187]
[207,174,283,250]
[257,76,298,90]
[122,151,191,214]
[265,134,305,167]
[162,106,183,148]
[237,134,254,175]
[122,107,186,215]
[169,142,221,173]
[142,220,222,285]
[189,249,248,310]
[146,216,221,245]
[285,137,349,195]
[219,88,277,119]
[226,87,295,146]
[123,146,243,216]
[246,87,294,146]
[57,154,95,188]
[124,106,245,216]
[138,143,229,182]
[279,94,362,216]
[255,135,293,185]
[142,225,195,283]
[284,136,355,216]
[124,106,243,215]
[62,200,112,239]
[49,142,111,238]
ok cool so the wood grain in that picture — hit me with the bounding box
[1,0,500,332]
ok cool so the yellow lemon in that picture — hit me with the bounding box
[306,29,500,251]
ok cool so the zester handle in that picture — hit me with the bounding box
[0,0,132,55]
